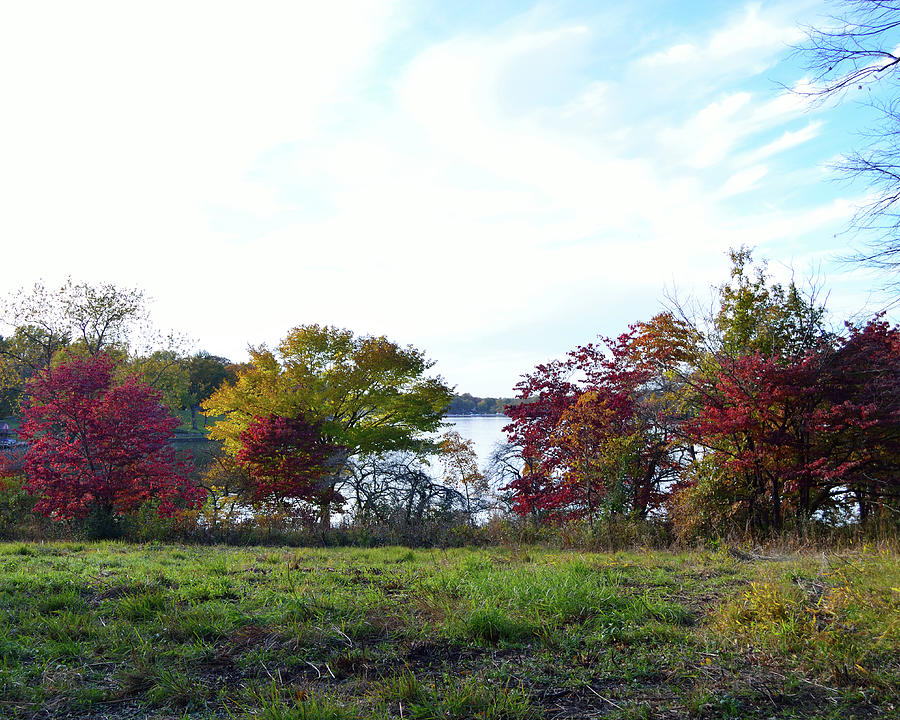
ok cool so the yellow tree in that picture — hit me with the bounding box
[438,430,489,524]
[203,325,453,527]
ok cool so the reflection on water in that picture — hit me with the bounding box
[442,415,509,472]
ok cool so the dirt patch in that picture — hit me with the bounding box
[403,638,485,671]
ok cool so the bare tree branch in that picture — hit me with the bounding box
[795,1,900,287]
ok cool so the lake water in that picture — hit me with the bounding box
[442,414,509,472]
[176,414,512,483]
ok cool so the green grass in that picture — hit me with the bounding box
[0,542,895,719]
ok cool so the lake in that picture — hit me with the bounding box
[175,414,512,485]
[442,414,509,472]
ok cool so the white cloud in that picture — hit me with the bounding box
[720,165,769,197]
[642,42,699,67]
[639,3,803,71]
[739,121,823,164]
[659,84,812,170]
[0,0,400,272]
[0,1,875,394]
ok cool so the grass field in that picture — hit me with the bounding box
[0,542,896,719]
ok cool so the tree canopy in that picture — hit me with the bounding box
[235,412,341,512]
[203,324,453,524]
[0,279,189,417]
[204,325,452,456]
[11,354,205,526]
[503,249,900,536]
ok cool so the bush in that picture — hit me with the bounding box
[0,475,67,541]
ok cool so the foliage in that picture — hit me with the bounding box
[503,318,683,525]
[714,247,829,359]
[438,430,490,522]
[194,449,250,530]
[446,393,519,415]
[0,474,44,540]
[235,413,343,517]
[504,248,900,538]
[186,351,235,430]
[502,357,578,521]
[1,279,147,363]
[130,349,190,415]
[204,324,453,527]
[1,279,187,418]
[683,318,900,534]
[10,354,205,525]
[205,324,452,456]
[0,326,70,415]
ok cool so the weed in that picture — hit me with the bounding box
[148,664,209,707]
[8,543,35,556]
[37,587,81,614]
[117,588,169,621]
[461,606,531,643]
[245,681,360,720]
[116,653,156,697]
[374,668,428,703]
[715,558,900,693]
[405,674,535,719]
[394,549,416,563]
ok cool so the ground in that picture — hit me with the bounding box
[0,542,896,719]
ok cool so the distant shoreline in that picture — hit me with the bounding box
[445,413,506,418]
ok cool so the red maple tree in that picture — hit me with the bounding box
[503,358,578,520]
[503,318,684,523]
[813,319,900,523]
[235,413,344,515]
[684,351,818,532]
[685,318,900,531]
[15,354,205,520]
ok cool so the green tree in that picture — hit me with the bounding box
[0,326,72,415]
[131,350,190,416]
[2,279,148,361]
[1,279,148,411]
[667,248,834,537]
[1,279,191,418]
[203,324,453,527]
[715,247,829,360]
[185,352,234,430]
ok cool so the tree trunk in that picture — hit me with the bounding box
[319,489,332,531]
[771,474,782,534]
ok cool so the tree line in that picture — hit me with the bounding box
[500,248,900,539]
[1,256,898,545]
[446,394,520,415]
[0,279,243,429]
[0,280,493,542]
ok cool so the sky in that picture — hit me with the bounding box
[0,0,895,395]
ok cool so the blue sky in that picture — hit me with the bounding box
[0,0,893,394]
